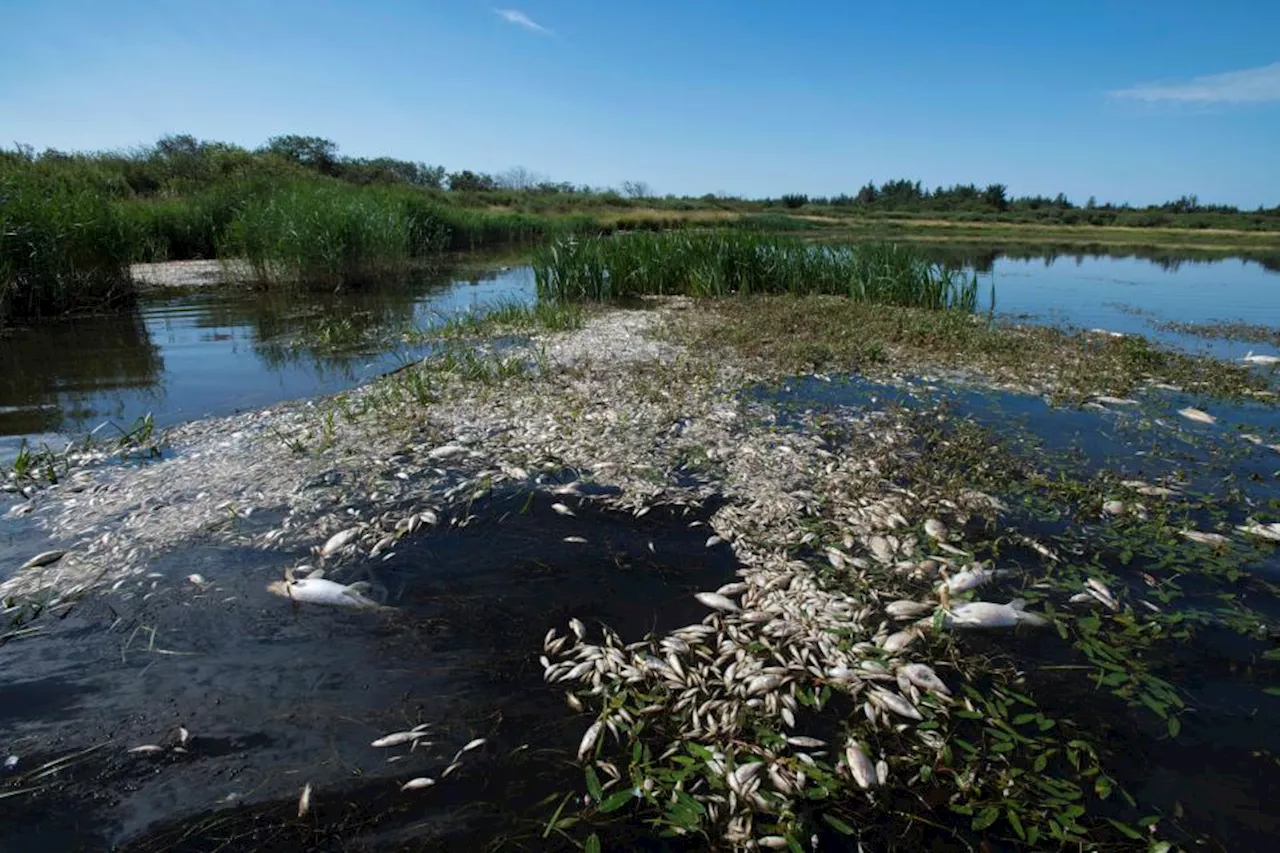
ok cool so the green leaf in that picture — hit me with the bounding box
[1095,774,1113,800]
[1167,715,1181,738]
[597,789,635,814]
[1006,808,1026,840]
[972,806,1000,831]
[584,833,601,853]
[1264,687,1280,697]
[584,767,604,802]
[1106,818,1144,840]
[822,814,856,835]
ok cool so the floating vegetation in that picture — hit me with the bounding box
[532,232,983,310]
[667,294,1275,403]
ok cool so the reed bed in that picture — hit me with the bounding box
[532,232,982,310]
[0,163,138,323]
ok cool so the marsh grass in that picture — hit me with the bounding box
[0,163,137,323]
[670,295,1273,402]
[532,232,981,309]
[424,296,586,340]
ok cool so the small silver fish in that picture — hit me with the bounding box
[266,577,388,609]
[21,550,66,569]
[400,777,436,791]
[298,782,312,817]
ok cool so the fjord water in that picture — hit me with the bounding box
[3,248,1279,460]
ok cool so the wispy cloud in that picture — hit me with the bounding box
[495,8,552,36]
[1111,61,1280,104]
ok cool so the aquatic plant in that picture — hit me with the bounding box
[0,159,138,323]
[532,232,982,309]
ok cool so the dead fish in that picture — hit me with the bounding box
[941,599,1048,629]
[400,777,436,791]
[319,527,361,557]
[1177,407,1216,425]
[266,577,388,610]
[1242,351,1280,366]
[844,739,879,790]
[786,736,826,748]
[128,745,164,755]
[186,574,207,586]
[371,730,431,748]
[705,535,723,548]
[459,738,487,753]
[939,566,1006,594]
[551,503,576,517]
[1102,500,1126,516]
[898,662,951,696]
[3,756,17,771]
[885,599,933,620]
[563,536,588,544]
[923,519,947,541]
[428,444,467,460]
[298,782,312,817]
[694,591,740,612]
[577,720,604,761]
[20,549,66,569]
[1237,521,1280,542]
[1092,395,1139,406]
[1084,577,1119,610]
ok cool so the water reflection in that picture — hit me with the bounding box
[1,311,163,438]
[912,242,1280,275]
[1,262,533,455]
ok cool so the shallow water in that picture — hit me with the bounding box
[747,372,1280,850]
[0,263,534,461]
[4,249,1280,464]
[0,488,738,851]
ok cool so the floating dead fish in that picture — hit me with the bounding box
[844,739,879,790]
[400,777,436,791]
[705,535,723,548]
[128,745,164,755]
[923,519,947,541]
[186,573,207,586]
[266,577,388,610]
[941,599,1048,629]
[551,503,576,517]
[885,599,933,620]
[1242,351,1280,366]
[20,549,66,569]
[898,662,950,696]
[427,444,467,460]
[1102,500,1126,516]
[1084,578,1119,610]
[1092,395,1139,406]
[1179,529,1231,547]
[371,730,431,748]
[695,591,740,612]
[298,782,312,817]
[938,566,1006,594]
[3,756,16,771]
[563,536,588,544]
[1237,521,1280,542]
[319,527,361,557]
[1177,407,1216,425]
[577,720,604,761]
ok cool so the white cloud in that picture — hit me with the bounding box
[495,8,552,35]
[1111,62,1280,104]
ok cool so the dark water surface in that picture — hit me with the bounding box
[0,263,534,461]
[0,489,738,851]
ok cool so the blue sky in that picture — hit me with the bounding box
[2,0,1278,207]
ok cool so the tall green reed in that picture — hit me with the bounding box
[532,231,982,310]
[1,159,138,324]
